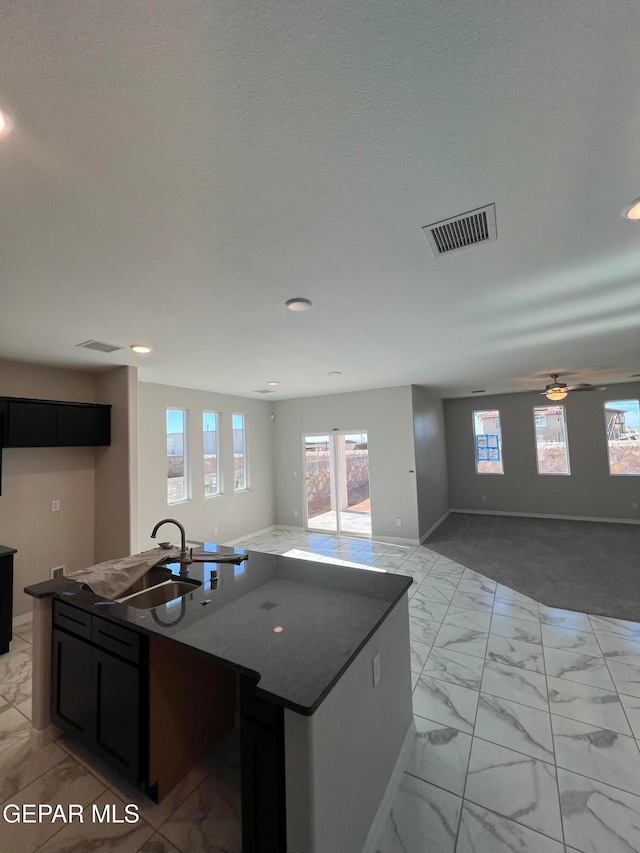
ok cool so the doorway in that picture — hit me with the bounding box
[303,432,371,537]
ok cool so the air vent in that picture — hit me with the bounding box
[76,340,124,353]
[253,389,275,394]
[422,204,496,257]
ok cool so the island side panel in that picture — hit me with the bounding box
[31,597,54,741]
[284,594,412,853]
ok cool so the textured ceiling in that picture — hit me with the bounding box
[1,1,640,399]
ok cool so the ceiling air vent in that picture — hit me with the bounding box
[76,340,124,353]
[253,389,275,394]
[422,204,496,257]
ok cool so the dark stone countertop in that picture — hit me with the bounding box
[25,542,411,715]
[0,545,17,557]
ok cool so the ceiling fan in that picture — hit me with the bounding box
[541,374,607,401]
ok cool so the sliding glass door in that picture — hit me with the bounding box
[303,432,371,536]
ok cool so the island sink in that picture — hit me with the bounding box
[117,575,202,609]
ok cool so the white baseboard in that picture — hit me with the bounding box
[361,719,415,853]
[374,534,419,546]
[450,509,640,525]
[12,611,33,631]
[420,510,451,544]
[223,525,279,545]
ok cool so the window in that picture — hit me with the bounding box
[473,410,503,474]
[604,400,640,475]
[203,412,220,496]
[533,405,570,474]
[167,409,188,503]
[233,413,248,491]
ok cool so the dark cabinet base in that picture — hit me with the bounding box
[0,549,16,656]
[51,601,147,788]
[240,677,287,853]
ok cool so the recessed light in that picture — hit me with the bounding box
[622,198,640,220]
[285,298,312,312]
[267,381,279,387]
[0,108,14,138]
[273,626,284,634]
[328,371,342,377]
[131,344,152,354]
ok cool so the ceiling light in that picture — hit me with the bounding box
[0,108,14,138]
[267,381,279,387]
[285,298,312,312]
[131,344,152,354]
[545,388,568,401]
[328,371,342,377]
[622,198,640,220]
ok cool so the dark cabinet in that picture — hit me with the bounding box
[0,547,17,656]
[0,396,111,494]
[51,628,93,741]
[93,648,142,777]
[51,601,147,785]
[2,397,111,448]
[50,600,236,802]
[239,676,287,853]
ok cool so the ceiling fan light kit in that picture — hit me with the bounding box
[540,374,606,400]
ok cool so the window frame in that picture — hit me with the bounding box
[232,413,249,492]
[604,399,640,476]
[532,404,571,476]
[472,409,504,475]
[166,407,189,505]
[203,411,221,498]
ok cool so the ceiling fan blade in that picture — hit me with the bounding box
[566,384,607,392]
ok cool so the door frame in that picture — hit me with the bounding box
[301,430,371,538]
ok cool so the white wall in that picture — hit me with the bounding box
[137,382,276,548]
[412,385,449,539]
[284,596,412,853]
[0,359,98,618]
[274,386,419,541]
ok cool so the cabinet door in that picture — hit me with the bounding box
[92,649,141,779]
[241,716,287,853]
[51,628,93,742]
[7,401,62,446]
[62,405,110,446]
[0,553,13,654]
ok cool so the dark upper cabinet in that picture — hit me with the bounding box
[0,397,111,448]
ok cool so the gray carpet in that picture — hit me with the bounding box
[426,513,640,622]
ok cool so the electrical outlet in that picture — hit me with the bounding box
[482,496,487,503]
[633,501,639,510]
[51,500,60,512]
[396,518,402,527]
[372,653,381,687]
[294,510,299,517]
[213,526,219,535]
[51,565,65,579]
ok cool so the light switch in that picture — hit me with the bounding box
[52,500,60,512]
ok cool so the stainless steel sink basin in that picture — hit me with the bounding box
[117,577,202,609]
[119,566,175,596]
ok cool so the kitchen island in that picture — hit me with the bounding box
[25,543,413,853]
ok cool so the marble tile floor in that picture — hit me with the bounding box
[3,527,640,851]
[239,527,640,853]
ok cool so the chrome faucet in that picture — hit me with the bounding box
[150,518,192,573]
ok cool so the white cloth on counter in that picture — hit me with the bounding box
[66,547,181,599]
